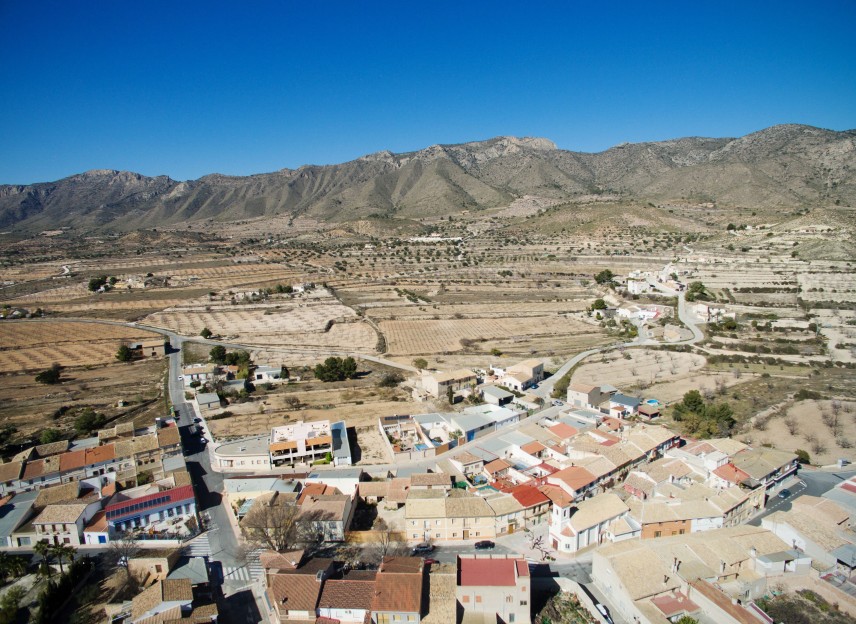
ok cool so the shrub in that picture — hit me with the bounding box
[35,363,63,385]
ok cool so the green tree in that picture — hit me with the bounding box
[34,540,53,577]
[592,298,607,310]
[74,408,106,436]
[209,345,227,363]
[676,617,699,624]
[680,390,705,414]
[35,363,63,384]
[313,356,358,382]
[51,543,76,575]
[795,449,811,465]
[0,586,26,624]
[200,327,212,339]
[88,275,108,291]
[412,358,428,371]
[116,344,134,362]
[594,269,615,285]
[39,429,63,445]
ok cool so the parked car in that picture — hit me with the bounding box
[552,400,564,407]
[595,603,614,624]
[423,558,439,565]
[412,543,435,555]
[199,437,208,445]
[778,488,792,499]
[474,540,495,550]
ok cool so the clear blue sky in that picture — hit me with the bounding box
[1,1,854,184]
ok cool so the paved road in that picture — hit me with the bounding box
[749,468,856,526]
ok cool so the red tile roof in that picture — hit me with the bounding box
[269,574,324,611]
[458,557,527,587]
[485,459,511,475]
[318,578,376,610]
[85,444,116,465]
[298,483,336,504]
[105,484,194,515]
[510,485,550,509]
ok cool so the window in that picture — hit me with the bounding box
[394,616,401,622]
[654,531,662,537]
[462,596,469,604]
[475,596,482,604]
[509,615,515,623]
[435,533,440,538]
[407,617,416,622]
[506,596,513,603]
[155,565,162,573]
[679,529,685,535]
[452,533,458,537]
[413,533,419,539]
[520,601,527,606]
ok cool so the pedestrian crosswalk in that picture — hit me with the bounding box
[223,548,263,583]
[184,533,211,558]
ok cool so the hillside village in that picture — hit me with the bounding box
[3,312,856,624]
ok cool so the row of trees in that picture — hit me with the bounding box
[314,356,358,382]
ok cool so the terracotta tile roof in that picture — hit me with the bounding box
[712,463,751,485]
[22,459,47,480]
[510,484,550,509]
[318,578,376,610]
[268,573,324,611]
[484,459,511,475]
[85,510,108,533]
[538,484,573,507]
[689,580,757,624]
[298,483,334,503]
[459,556,527,586]
[549,465,598,493]
[0,460,23,483]
[651,591,700,618]
[260,549,304,570]
[380,557,423,574]
[85,444,116,465]
[372,571,423,613]
[521,441,546,455]
[549,423,579,440]
[59,449,86,472]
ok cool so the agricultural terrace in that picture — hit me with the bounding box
[0,321,164,373]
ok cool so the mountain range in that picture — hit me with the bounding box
[1,124,854,232]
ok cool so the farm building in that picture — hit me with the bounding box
[196,393,221,412]
[423,369,478,398]
[130,339,168,358]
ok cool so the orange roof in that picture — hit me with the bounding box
[485,459,511,475]
[59,449,87,472]
[85,444,116,464]
[22,459,48,480]
[85,510,108,533]
[549,423,579,440]
[712,463,751,485]
[551,465,598,492]
[297,483,338,504]
[521,441,546,454]
[538,484,573,507]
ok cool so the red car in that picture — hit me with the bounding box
[423,558,439,565]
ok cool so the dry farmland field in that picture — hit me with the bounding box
[0,357,167,442]
[0,320,165,373]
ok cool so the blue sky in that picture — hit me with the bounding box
[1,1,854,184]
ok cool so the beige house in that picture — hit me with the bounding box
[456,555,531,624]
[32,503,94,546]
[424,369,477,398]
[405,491,496,542]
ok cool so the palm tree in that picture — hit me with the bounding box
[33,540,53,577]
[51,543,77,575]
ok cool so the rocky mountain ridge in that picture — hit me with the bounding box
[1,124,853,232]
